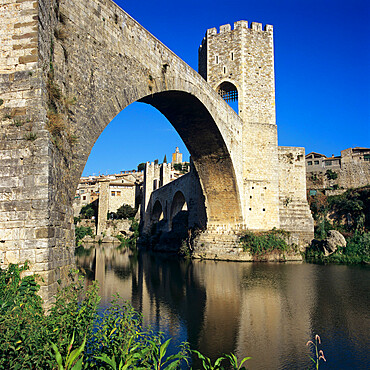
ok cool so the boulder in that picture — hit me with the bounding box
[323,230,346,256]
[310,230,346,256]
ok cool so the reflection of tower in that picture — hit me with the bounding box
[198,21,275,125]
[171,147,183,165]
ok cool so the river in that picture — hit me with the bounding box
[76,244,370,369]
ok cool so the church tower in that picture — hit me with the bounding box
[199,21,275,125]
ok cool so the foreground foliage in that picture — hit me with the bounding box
[0,264,253,369]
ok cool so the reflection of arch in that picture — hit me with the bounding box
[216,81,238,103]
[170,191,188,222]
[152,200,164,222]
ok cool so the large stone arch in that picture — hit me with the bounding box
[0,0,242,301]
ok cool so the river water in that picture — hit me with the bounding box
[76,245,370,369]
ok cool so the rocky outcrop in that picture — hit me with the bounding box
[311,230,346,256]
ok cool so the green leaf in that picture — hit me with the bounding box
[71,357,83,370]
[238,356,251,368]
[163,359,180,370]
[66,335,86,369]
[95,354,117,370]
[160,338,172,360]
[51,342,64,370]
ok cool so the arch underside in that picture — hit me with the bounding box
[140,91,242,225]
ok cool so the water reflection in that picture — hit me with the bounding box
[76,244,370,369]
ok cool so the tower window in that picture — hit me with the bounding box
[215,56,219,64]
[231,52,234,60]
[216,81,238,102]
[223,66,226,74]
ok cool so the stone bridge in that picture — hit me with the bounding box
[143,166,207,235]
[0,0,313,301]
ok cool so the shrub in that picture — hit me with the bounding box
[80,203,95,219]
[75,226,94,245]
[240,229,290,256]
[116,204,137,219]
[325,169,338,180]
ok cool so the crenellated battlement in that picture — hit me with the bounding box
[205,20,273,38]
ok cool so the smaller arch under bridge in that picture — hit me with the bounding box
[144,169,207,237]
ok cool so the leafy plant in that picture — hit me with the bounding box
[51,333,86,370]
[24,132,37,141]
[193,351,225,369]
[0,264,99,369]
[80,203,95,219]
[225,353,251,369]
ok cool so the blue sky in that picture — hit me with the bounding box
[83,0,370,176]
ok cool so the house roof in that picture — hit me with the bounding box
[305,152,326,158]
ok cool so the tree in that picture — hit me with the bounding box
[137,163,145,172]
[116,204,137,219]
[80,203,95,219]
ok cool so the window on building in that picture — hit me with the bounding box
[83,196,86,200]
[307,161,312,165]
[117,191,121,196]
[326,161,332,166]
[80,189,85,194]
[314,160,319,165]
[111,191,115,196]
[223,66,226,74]
[231,52,234,60]
[215,56,219,64]
[364,154,370,161]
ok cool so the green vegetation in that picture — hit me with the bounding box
[240,229,294,256]
[137,162,145,172]
[305,231,370,264]
[0,264,98,369]
[80,204,95,219]
[173,163,190,173]
[306,334,326,369]
[306,186,370,264]
[75,226,94,245]
[116,220,139,250]
[114,204,137,219]
[325,169,338,180]
[24,132,37,141]
[0,263,254,369]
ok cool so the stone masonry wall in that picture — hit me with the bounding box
[278,147,314,247]
[0,0,75,303]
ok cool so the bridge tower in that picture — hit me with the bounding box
[199,21,280,231]
[199,21,275,125]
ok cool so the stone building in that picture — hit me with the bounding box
[73,171,143,235]
[306,147,370,192]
